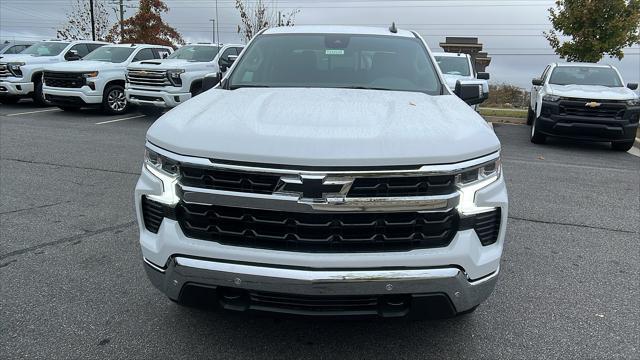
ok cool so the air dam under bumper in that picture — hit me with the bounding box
[144,256,498,317]
[126,88,191,108]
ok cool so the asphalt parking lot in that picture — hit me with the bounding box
[1,101,638,359]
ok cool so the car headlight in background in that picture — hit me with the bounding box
[627,98,640,106]
[455,156,501,215]
[8,62,25,77]
[144,147,180,205]
[82,71,99,78]
[167,69,184,86]
[542,94,561,102]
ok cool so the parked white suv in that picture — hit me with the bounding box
[528,62,639,151]
[42,44,172,114]
[433,52,489,109]
[125,43,244,115]
[0,40,106,105]
[135,26,506,319]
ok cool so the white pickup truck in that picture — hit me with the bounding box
[0,40,106,105]
[125,43,244,115]
[136,26,507,319]
[42,44,173,114]
[528,62,639,151]
[433,52,490,109]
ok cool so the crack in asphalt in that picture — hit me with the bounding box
[0,201,71,215]
[1,157,140,176]
[508,215,638,234]
[0,221,137,261]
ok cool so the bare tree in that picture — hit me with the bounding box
[57,0,114,41]
[235,0,299,43]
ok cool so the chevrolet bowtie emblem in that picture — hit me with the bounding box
[275,175,352,201]
[585,101,601,108]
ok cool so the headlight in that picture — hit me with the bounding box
[144,147,180,205]
[455,156,501,215]
[627,98,640,106]
[167,69,184,86]
[83,71,99,78]
[543,94,560,102]
[8,62,24,76]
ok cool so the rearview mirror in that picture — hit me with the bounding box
[627,83,638,90]
[477,72,490,80]
[532,78,543,86]
[455,80,489,105]
[65,49,81,61]
[202,72,220,91]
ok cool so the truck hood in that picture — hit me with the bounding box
[44,60,124,71]
[129,58,215,70]
[147,88,500,167]
[547,84,637,100]
[0,54,59,65]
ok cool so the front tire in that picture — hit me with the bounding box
[530,117,546,144]
[611,140,634,151]
[32,79,48,106]
[102,85,128,115]
[526,106,535,125]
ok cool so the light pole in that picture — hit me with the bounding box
[209,19,216,44]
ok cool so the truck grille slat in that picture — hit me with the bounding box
[43,71,86,88]
[0,63,12,77]
[177,203,458,252]
[127,69,172,87]
[348,176,455,197]
[472,209,501,246]
[180,166,281,194]
[141,197,165,233]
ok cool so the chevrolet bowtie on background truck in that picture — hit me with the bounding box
[42,44,173,114]
[529,62,640,151]
[125,43,244,116]
[0,40,106,105]
[135,25,506,319]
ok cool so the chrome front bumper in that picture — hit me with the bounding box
[144,256,499,315]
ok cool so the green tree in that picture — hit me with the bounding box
[105,0,184,47]
[544,0,640,62]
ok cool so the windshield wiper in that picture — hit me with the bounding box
[229,85,272,90]
[336,86,393,91]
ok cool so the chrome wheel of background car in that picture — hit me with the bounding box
[107,89,127,112]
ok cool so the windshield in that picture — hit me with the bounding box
[21,42,70,56]
[549,66,623,87]
[229,34,442,94]
[435,56,471,76]
[83,47,135,63]
[169,45,220,61]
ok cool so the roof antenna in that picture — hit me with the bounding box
[389,22,397,34]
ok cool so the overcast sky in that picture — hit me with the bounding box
[1,0,638,89]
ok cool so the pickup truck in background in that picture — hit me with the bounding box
[42,44,173,114]
[0,40,106,105]
[136,26,507,319]
[529,62,639,151]
[0,40,34,55]
[433,52,489,109]
[125,43,244,115]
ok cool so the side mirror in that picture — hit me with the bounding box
[627,83,638,90]
[202,72,221,91]
[65,50,81,61]
[532,78,543,86]
[477,72,490,80]
[454,80,489,106]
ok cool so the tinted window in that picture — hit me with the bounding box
[169,45,220,61]
[22,42,70,56]
[133,48,155,61]
[234,47,244,55]
[68,44,90,58]
[229,34,441,94]
[155,48,171,59]
[549,66,623,87]
[219,47,236,63]
[434,56,471,76]
[87,44,105,52]
[83,46,135,63]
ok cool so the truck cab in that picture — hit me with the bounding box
[125,43,244,115]
[42,44,173,114]
[528,62,639,151]
[0,40,107,105]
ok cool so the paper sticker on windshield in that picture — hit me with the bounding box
[325,49,344,55]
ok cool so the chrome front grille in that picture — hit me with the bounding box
[0,63,12,77]
[127,69,171,87]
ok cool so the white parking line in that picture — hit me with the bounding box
[5,108,60,117]
[95,114,147,125]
